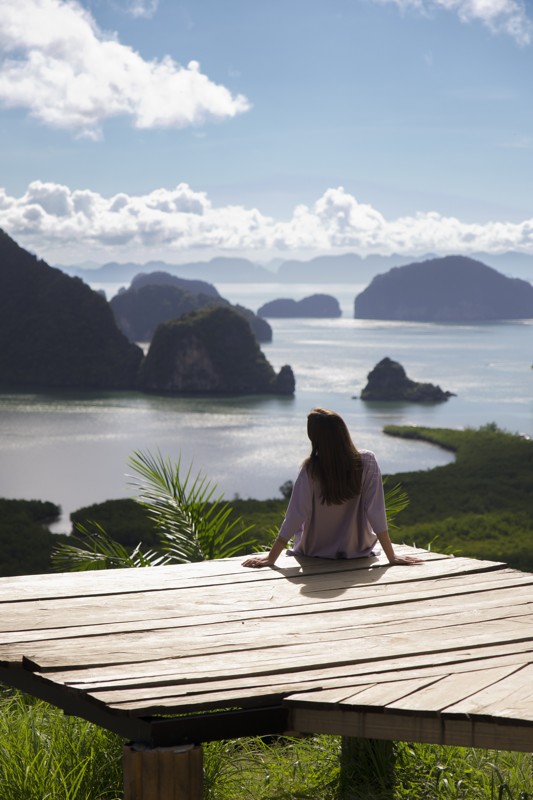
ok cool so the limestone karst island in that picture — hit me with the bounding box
[0,229,294,396]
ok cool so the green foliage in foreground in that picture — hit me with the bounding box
[383,423,533,571]
[1,689,532,800]
[51,450,260,571]
[0,688,122,800]
[52,454,409,572]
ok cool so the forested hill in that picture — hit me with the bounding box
[354,255,533,321]
[0,229,143,389]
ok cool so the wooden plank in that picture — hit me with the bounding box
[6,606,532,674]
[1,551,532,755]
[1,567,530,635]
[43,628,533,693]
[55,653,530,716]
[4,572,529,648]
[7,620,528,720]
[0,552,501,604]
[277,677,442,709]
[386,665,522,713]
[65,648,533,711]
[444,663,533,721]
[2,584,531,651]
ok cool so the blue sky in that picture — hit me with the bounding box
[0,0,532,265]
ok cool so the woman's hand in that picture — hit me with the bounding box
[388,554,424,565]
[242,555,275,568]
[242,538,287,568]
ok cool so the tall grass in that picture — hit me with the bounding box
[1,688,531,799]
[203,735,340,799]
[0,688,123,800]
[394,741,532,800]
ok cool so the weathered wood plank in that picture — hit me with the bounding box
[0,552,500,604]
[444,663,533,721]
[63,647,533,706]
[2,567,530,636]
[385,665,521,713]
[9,605,533,669]
[10,614,531,686]
[3,584,532,651]
[43,630,533,693]
[27,649,524,718]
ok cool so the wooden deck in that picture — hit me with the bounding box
[1,546,532,753]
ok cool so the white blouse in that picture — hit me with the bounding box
[277,450,388,559]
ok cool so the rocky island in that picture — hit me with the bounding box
[139,306,295,395]
[0,230,292,396]
[354,256,533,321]
[359,357,455,402]
[111,271,272,344]
[258,294,341,318]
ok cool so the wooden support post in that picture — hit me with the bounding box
[339,736,395,800]
[123,742,203,800]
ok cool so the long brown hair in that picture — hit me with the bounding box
[304,408,362,505]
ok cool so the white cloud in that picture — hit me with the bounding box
[1,181,533,263]
[0,0,250,138]
[123,0,159,19]
[379,0,532,44]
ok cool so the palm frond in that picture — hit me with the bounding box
[383,480,410,528]
[128,450,259,562]
[51,522,167,572]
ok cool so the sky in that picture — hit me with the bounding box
[0,0,533,267]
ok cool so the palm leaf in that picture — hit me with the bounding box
[128,450,260,562]
[383,479,410,528]
[51,522,167,572]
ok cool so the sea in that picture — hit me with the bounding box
[1,281,532,533]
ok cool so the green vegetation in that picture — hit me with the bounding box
[0,499,69,577]
[1,689,531,799]
[51,450,261,571]
[0,688,122,800]
[383,423,533,572]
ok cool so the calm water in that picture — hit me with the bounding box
[1,282,532,531]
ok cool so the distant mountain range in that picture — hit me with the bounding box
[57,251,533,286]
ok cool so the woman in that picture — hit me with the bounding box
[242,407,421,568]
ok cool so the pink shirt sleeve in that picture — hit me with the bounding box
[361,451,388,533]
[276,466,312,543]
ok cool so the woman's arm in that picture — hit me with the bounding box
[241,535,288,568]
[376,530,423,565]
[242,467,311,568]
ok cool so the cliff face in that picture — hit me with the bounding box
[111,273,272,343]
[258,294,341,318]
[354,256,533,321]
[139,306,294,395]
[0,230,143,389]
